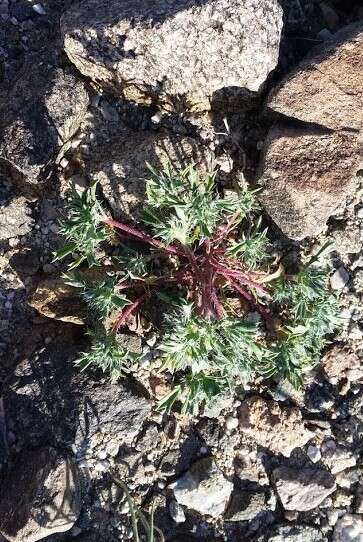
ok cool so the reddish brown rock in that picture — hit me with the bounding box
[29,278,87,324]
[237,396,313,457]
[321,345,360,382]
[267,23,363,131]
[258,126,361,240]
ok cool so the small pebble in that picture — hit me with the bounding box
[151,112,162,124]
[94,460,109,472]
[327,509,339,526]
[330,266,349,290]
[225,416,239,431]
[8,238,19,248]
[32,3,46,15]
[307,445,321,463]
[60,157,69,169]
[169,500,186,524]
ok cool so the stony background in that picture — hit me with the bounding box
[0,1,362,541]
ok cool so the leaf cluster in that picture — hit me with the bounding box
[75,330,142,383]
[57,183,108,268]
[269,266,340,387]
[157,303,272,412]
[65,272,131,320]
[142,163,258,245]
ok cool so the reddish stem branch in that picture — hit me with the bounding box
[210,260,268,295]
[113,292,148,332]
[224,275,272,322]
[104,218,183,256]
[212,211,241,245]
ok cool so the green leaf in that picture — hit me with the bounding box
[54,243,77,261]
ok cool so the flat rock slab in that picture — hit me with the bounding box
[29,278,87,324]
[272,466,336,512]
[258,126,361,240]
[0,447,80,542]
[87,130,212,219]
[267,23,363,131]
[62,0,283,112]
[238,396,313,457]
[170,457,233,517]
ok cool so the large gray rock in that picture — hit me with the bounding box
[169,457,233,517]
[0,447,80,541]
[87,130,212,219]
[0,57,89,184]
[272,466,336,512]
[258,126,361,240]
[62,0,283,112]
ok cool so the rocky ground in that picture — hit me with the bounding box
[0,0,362,541]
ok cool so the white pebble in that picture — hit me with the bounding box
[32,3,46,15]
[94,460,109,472]
[307,445,321,463]
[330,266,349,290]
[8,238,19,248]
[225,416,239,431]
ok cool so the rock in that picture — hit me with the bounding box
[237,396,313,457]
[225,416,239,431]
[267,23,363,131]
[258,126,361,240]
[0,59,89,184]
[330,266,350,290]
[169,500,186,524]
[29,278,87,324]
[225,488,275,522]
[0,196,34,240]
[62,0,283,112]
[307,445,321,463]
[322,444,356,475]
[272,466,336,511]
[319,2,339,30]
[169,457,233,518]
[87,130,212,219]
[333,514,363,542]
[321,345,360,383]
[354,485,363,514]
[4,332,151,450]
[0,447,80,541]
[263,525,325,542]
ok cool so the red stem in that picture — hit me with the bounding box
[210,260,268,295]
[213,211,241,245]
[104,218,183,256]
[113,292,148,332]
[223,274,272,322]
